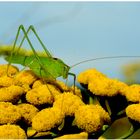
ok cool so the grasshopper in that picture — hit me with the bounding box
[4,25,76,87]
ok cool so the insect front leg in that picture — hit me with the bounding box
[68,72,76,94]
[27,25,52,57]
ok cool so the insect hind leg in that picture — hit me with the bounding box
[27,25,52,57]
[19,25,56,78]
[7,25,25,76]
[68,72,76,94]
[16,25,52,57]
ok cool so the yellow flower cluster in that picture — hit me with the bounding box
[31,80,74,106]
[3,64,140,138]
[14,70,38,92]
[78,68,140,134]
[0,75,14,87]
[75,104,110,133]
[14,70,37,85]
[32,79,44,88]
[78,68,106,85]
[126,104,140,123]
[77,68,127,97]
[32,107,65,132]
[0,124,27,139]
[0,65,39,103]
[26,85,54,106]
[0,64,18,77]
[30,86,85,132]
[53,92,85,116]
[0,65,22,94]
[122,84,140,103]
[17,103,39,125]
[0,85,24,103]
[32,79,64,99]
[55,80,70,91]
[0,102,21,124]
[78,68,140,103]
[0,64,86,138]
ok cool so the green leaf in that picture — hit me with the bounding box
[33,131,52,138]
[89,96,100,105]
[98,117,134,139]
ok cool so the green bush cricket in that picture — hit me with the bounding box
[4,25,76,88]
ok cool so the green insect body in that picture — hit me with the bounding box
[5,55,70,79]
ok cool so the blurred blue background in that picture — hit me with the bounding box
[0,2,140,81]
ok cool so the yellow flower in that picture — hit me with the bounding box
[0,64,19,77]
[0,75,14,87]
[17,103,39,125]
[26,84,54,106]
[14,70,37,86]
[55,80,70,91]
[32,79,44,88]
[54,80,83,99]
[122,84,140,102]
[33,80,63,98]
[0,124,27,139]
[126,104,140,122]
[75,105,110,133]
[32,107,64,132]
[115,80,128,96]
[46,84,63,99]
[78,68,128,97]
[13,70,38,92]
[77,68,107,85]
[32,79,82,99]
[0,85,24,103]
[89,78,124,97]
[0,102,21,124]
[53,92,85,116]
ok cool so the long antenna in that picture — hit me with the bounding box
[71,56,140,68]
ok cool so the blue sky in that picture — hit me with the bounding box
[0,2,140,80]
